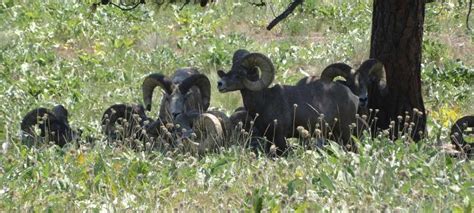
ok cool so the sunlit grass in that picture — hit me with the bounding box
[0,0,473,211]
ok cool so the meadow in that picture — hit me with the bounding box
[0,0,473,211]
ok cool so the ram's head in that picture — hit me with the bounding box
[319,59,388,109]
[142,68,210,123]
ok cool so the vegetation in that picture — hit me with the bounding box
[0,0,473,211]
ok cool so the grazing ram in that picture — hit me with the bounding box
[216,49,362,155]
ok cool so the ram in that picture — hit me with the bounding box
[21,105,79,147]
[297,60,387,114]
[450,115,474,156]
[168,73,233,153]
[142,68,210,124]
[217,49,371,155]
[101,70,217,151]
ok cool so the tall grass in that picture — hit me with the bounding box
[0,0,473,211]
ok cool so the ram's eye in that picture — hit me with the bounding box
[217,70,226,78]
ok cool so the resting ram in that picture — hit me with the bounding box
[168,73,233,153]
[450,115,474,156]
[100,68,206,148]
[102,68,226,151]
[21,105,79,147]
[143,68,229,141]
[217,49,371,155]
[142,68,210,124]
[297,60,388,114]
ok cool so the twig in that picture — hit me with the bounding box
[179,0,191,11]
[93,0,145,11]
[468,0,473,31]
[266,0,304,31]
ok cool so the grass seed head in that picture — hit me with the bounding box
[296,126,304,133]
[270,144,277,155]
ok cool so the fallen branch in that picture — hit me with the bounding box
[266,0,304,31]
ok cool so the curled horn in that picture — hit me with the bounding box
[232,49,250,64]
[142,73,173,111]
[239,53,275,91]
[206,110,231,137]
[360,59,388,94]
[193,113,225,142]
[171,68,200,84]
[177,74,211,112]
[450,115,474,154]
[320,63,354,83]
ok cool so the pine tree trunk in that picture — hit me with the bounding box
[369,0,427,141]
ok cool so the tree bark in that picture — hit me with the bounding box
[369,0,427,141]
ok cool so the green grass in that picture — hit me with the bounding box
[1,0,473,211]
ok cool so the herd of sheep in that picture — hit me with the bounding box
[20,49,473,156]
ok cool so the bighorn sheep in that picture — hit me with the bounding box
[101,103,179,150]
[217,49,361,155]
[142,68,210,123]
[450,115,474,155]
[168,73,233,153]
[102,71,224,152]
[146,71,227,141]
[297,60,388,112]
[21,105,79,147]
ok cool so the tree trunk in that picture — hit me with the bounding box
[369,0,427,141]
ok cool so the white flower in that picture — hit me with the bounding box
[2,142,9,154]
[20,63,30,72]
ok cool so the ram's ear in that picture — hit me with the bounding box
[217,70,226,78]
[379,84,389,96]
[200,0,209,7]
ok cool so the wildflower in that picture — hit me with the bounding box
[2,142,9,154]
[295,166,304,179]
